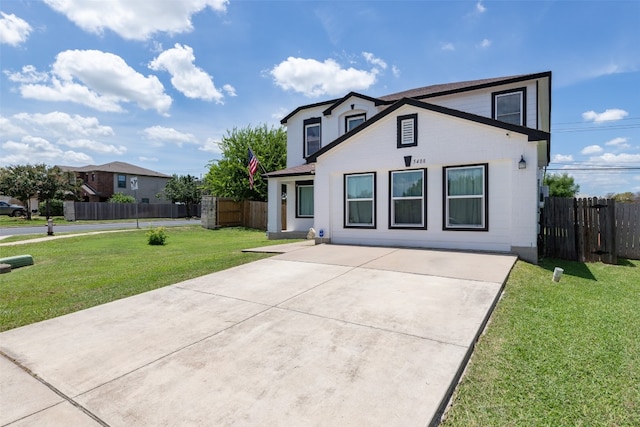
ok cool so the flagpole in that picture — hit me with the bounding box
[248,146,268,174]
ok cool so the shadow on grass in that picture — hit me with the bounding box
[617,258,636,267]
[539,258,597,281]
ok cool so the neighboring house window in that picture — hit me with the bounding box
[296,181,314,218]
[492,88,526,126]
[345,113,366,132]
[397,113,418,148]
[443,164,488,231]
[117,174,126,188]
[345,172,376,228]
[141,198,150,204]
[303,117,321,157]
[389,169,426,229]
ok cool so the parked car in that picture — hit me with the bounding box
[0,201,26,217]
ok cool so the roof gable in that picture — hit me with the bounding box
[306,97,550,163]
[60,161,171,178]
[322,92,381,116]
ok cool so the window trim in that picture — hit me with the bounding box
[345,113,366,133]
[442,163,488,231]
[492,87,526,127]
[117,174,126,188]
[296,180,314,218]
[344,172,376,229]
[303,117,321,158]
[388,168,427,230]
[397,113,418,148]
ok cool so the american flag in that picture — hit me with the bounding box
[248,148,259,190]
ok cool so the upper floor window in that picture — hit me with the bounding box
[117,174,126,188]
[397,113,418,148]
[345,113,366,133]
[303,117,321,157]
[492,88,526,126]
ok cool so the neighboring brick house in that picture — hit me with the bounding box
[265,72,552,263]
[60,161,171,204]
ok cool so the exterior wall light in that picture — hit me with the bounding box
[518,155,527,169]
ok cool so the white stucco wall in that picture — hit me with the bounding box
[313,104,540,260]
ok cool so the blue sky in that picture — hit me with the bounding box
[1,0,639,196]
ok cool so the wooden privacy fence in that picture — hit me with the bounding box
[65,201,200,221]
[541,197,640,263]
[214,198,285,230]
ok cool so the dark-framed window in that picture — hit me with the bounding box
[303,117,321,157]
[296,180,314,218]
[443,164,488,231]
[397,113,418,148]
[117,174,126,188]
[141,198,150,204]
[492,87,526,126]
[345,113,366,133]
[389,169,427,229]
[344,172,376,228]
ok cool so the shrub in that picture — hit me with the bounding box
[146,227,167,246]
[38,199,64,216]
[109,192,135,203]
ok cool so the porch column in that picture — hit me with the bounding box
[267,178,282,235]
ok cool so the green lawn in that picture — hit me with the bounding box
[0,226,300,332]
[442,257,640,426]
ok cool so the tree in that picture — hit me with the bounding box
[108,192,135,203]
[156,174,202,217]
[203,124,286,202]
[0,164,79,219]
[606,191,638,203]
[543,173,580,198]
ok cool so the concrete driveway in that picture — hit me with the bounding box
[0,244,516,426]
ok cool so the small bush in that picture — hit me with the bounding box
[38,199,64,216]
[109,192,135,203]
[146,227,167,245]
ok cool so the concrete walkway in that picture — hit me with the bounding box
[0,244,517,426]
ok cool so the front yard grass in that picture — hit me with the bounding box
[442,257,640,426]
[0,226,300,332]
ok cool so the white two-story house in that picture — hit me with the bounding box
[265,72,551,263]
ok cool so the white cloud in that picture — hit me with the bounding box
[139,156,159,162]
[441,43,455,51]
[0,12,32,46]
[591,152,640,163]
[199,137,222,154]
[605,137,631,149]
[362,52,387,69]
[223,84,236,97]
[143,125,197,147]
[271,107,289,121]
[149,44,223,103]
[4,65,49,83]
[1,136,93,166]
[12,111,114,138]
[43,0,228,41]
[58,138,126,155]
[16,50,172,114]
[476,1,486,13]
[0,115,27,138]
[392,65,400,78]
[270,56,378,97]
[581,145,603,155]
[582,108,628,123]
[552,154,574,162]
[479,38,491,48]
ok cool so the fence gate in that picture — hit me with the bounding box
[541,197,617,264]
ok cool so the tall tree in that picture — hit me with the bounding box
[0,164,79,219]
[543,173,580,198]
[203,124,286,202]
[156,174,202,217]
